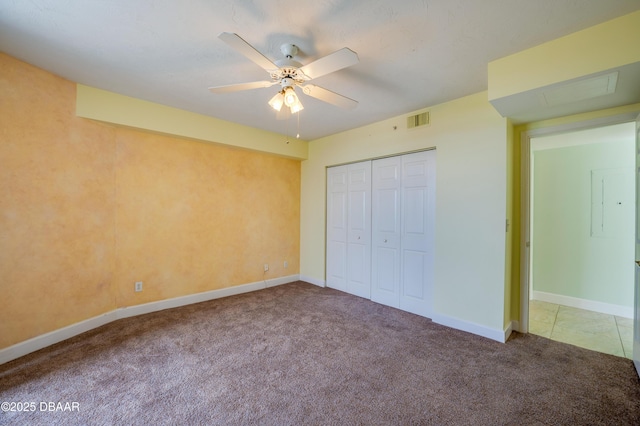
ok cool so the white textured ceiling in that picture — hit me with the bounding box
[1,0,639,140]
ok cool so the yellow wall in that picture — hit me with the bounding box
[0,53,300,349]
[76,85,308,160]
[488,10,640,101]
[301,94,510,337]
[487,9,640,327]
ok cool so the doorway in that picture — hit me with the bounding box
[520,116,637,358]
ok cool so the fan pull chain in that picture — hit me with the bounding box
[285,111,292,144]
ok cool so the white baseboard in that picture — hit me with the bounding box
[0,275,300,365]
[532,290,633,319]
[299,275,325,287]
[503,321,515,341]
[432,314,508,343]
[266,274,300,288]
[0,312,118,367]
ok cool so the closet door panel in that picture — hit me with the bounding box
[326,165,348,291]
[346,162,372,298]
[399,150,436,317]
[371,156,401,308]
[403,250,426,298]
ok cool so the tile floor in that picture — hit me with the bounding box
[529,300,634,359]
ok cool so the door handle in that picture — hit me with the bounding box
[636,260,640,267]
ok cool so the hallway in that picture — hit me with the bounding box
[529,300,633,359]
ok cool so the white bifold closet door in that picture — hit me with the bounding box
[371,150,435,317]
[326,161,372,298]
[326,150,435,318]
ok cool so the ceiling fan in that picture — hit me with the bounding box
[209,32,359,119]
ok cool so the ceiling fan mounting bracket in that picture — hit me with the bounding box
[280,43,299,59]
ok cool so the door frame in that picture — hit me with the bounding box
[519,111,639,333]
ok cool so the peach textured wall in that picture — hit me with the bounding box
[0,53,117,348]
[113,128,301,307]
[0,53,300,349]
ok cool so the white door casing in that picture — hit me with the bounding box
[519,112,639,335]
[633,112,640,376]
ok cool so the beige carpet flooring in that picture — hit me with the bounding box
[1,281,640,425]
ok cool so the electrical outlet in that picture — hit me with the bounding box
[264,264,269,272]
[284,261,288,269]
[135,281,143,292]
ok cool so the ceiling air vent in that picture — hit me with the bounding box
[407,111,430,129]
[538,71,618,107]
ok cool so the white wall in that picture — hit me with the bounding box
[300,92,510,341]
[532,123,635,316]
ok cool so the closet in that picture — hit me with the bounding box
[326,150,436,318]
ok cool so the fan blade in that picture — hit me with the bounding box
[299,48,359,80]
[209,81,276,93]
[218,32,279,72]
[301,85,358,110]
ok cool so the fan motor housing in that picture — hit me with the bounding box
[280,77,295,88]
[272,61,305,82]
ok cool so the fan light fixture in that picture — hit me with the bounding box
[269,87,303,113]
[268,91,284,111]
